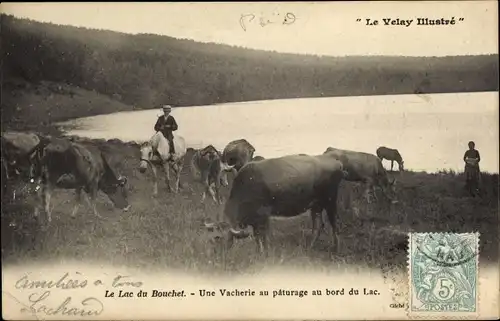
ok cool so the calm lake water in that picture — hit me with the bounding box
[58,92,499,174]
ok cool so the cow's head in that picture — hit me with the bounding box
[398,161,405,171]
[101,175,131,211]
[202,221,252,250]
[139,143,153,173]
[200,145,221,162]
[2,149,41,182]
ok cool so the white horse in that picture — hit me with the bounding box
[139,132,187,195]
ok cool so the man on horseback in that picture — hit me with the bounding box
[463,141,480,195]
[154,105,178,157]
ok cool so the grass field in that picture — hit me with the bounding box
[2,137,498,276]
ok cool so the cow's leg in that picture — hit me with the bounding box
[175,162,183,192]
[43,182,53,224]
[33,182,44,224]
[211,174,222,205]
[208,182,217,203]
[310,205,325,249]
[390,160,394,172]
[220,171,229,187]
[71,187,83,218]
[325,190,340,252]
[86,183,102,219]
[201,183,210,203]
[200,170,209,203]
[169,161,180,193]
[200,171,209,203]
[253,219,270,256]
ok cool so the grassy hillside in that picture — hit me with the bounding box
[2,14,499,128]
[1,137,498,274]
[2,79,136,132]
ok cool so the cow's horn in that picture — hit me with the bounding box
[221,162,235,171]
[229,227,251,239]
[204,222,217,228]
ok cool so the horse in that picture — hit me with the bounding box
[138,132,187,195]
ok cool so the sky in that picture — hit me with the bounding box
[2,1,498,57]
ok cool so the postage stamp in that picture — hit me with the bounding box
[408,232,480,318]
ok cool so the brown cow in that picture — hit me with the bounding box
[190,145,235,208]
[39,137,130,225]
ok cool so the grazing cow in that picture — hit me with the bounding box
[376,146,404,171]
[1,131,49,182]
[222,139,256,172]
[204,153,346,254]
[324,147,397,204]
[40,138,130,225]
[190,144,235,207]
[138,132,187,195]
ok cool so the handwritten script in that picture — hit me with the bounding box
[240,12,296,31]
[9,271,144,318]
[21,291,104,317]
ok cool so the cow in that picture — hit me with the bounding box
[39,137,130,225]
[1,131,49,182]
[203,153,346,255]
[1,131,50,222]
[138,132,187,195]
[190,144,235,207]
[376,146,404,172]
[221,139,256,173]
[324,147,397,204]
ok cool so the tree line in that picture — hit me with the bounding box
[2,14,498,109]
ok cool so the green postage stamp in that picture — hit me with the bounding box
[408,232,480,318]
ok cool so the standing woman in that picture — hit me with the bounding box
[463,140,481,195]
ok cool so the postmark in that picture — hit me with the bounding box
[408,232,479,318]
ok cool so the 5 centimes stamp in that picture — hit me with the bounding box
[408,232,480,318]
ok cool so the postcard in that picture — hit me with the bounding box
[1,1,498,320]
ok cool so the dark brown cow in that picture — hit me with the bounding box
[40,138,130,225]
[204,153,346,255]
[324,147,397,204]
[1,131,49,182]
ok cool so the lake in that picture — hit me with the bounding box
[58,92,499,174]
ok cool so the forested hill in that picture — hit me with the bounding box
[2,14,499,110]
